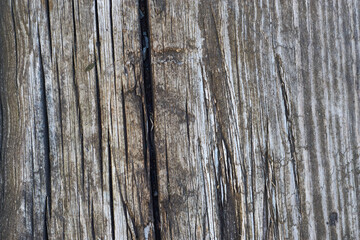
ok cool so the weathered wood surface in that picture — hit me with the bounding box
[0,0,359,239]
[149,0,360,239]
[0,0,154,239]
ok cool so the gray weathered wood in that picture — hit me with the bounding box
[149,0,359,239]
[1,0,359,239]
[0,0,154,239]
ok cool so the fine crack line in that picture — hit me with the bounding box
[108,133,115,239]
[275,54,302,216]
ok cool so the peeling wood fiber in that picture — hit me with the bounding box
[0,0,359,239]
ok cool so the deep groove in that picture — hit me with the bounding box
[138,0,161,239]
[91,201,96,239]
[109,0,115,69]
[71,0,77,54]
[10,0,18,92]
[121,87,129,167]
[108,134,115,240]
[44,0,52,58]
[94,43,104,190]
[38,30,52,216]
[94,0,101,70]
[44,197,49,240]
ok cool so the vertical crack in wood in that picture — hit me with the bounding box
[72,50,85,191]
[93,0,104,192]
[44,0,52,59]
[44,197,49,240]
[71,0,77,55]
[138,0,161,238]
[107,133,115,240]
[118,180,137,238]
[38,29,52,239]
[94,52,104,191]
[275,54,302,217]
[109,0,116,70]
[260,121,280,239]
[185,96,191,145]
[121,87,129,167]
[10,0,19,93]
[94,0,101,70]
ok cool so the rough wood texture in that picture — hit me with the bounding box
[149,0,359,239]
[0,0,154,239]
[0,0,359,239]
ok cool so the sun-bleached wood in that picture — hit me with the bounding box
[149,0,359,239]
[0,0,359,239]
[0,0,154,239]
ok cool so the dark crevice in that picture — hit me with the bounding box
[164,132,170,201]
[71,0,77,54]
[38,29,52,217]
[121,87,129,167]
[185,97,191,145]
[216,160,224,238]
[44,197,49,240]
[138,0,161,239]
[91,201,96,239]
[109,0,116,69]
[263,175,268,239]
[108,134,115,240]
[86,176,91,239]
[275,54,302,214]
[44,0,52,59]
[10,0,18,92]
[94,50,104,191]
[94,0,101,70]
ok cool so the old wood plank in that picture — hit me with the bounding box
[0,0,154,239]
[0,0,359,239]
[148,0,360,239]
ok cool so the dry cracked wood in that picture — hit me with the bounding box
[149,0,359,239]
[0,0,153,239]
[0,0,359,239]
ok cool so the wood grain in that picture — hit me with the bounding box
[0,0,154,239]
[0,0,359,239]
[149,0,360,239]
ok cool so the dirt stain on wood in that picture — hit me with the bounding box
[84,62,96,72]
